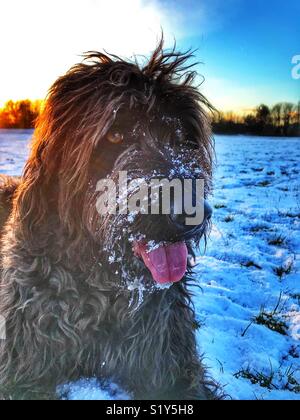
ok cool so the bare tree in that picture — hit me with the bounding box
[271,103,282,127]
[256,104,271,124]
[282,102,294,134]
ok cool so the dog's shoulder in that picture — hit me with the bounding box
[0,175,20,233]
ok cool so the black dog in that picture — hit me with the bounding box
[0,40,217,399]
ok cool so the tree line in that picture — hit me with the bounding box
[0,100,42,129]
[212,102,300,137]
[0,99,299,136]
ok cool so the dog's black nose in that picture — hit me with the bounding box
[169,199,212,232]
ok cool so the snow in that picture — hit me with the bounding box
[58,379,131,401]
[0,129,33,174]
[1,129,299,400]
[192,135,300,400]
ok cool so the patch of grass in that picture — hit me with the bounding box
[282,366,300,393]
[255,311,288,335]
[223,215,234,223]
[268,235,286,246]
[234,367,275,389]
[214,203,227,209]
[267,171,275,176]
[257,180,271,187]
[250,225,271,233]
[291,293,300,304]
[274,260,293,279]
[289,346,299,359]
[241,261,262,270]
[234,364,300,394]
[254,292,288,335]
[278,187,289,192]
[278,210,300,219]
[285,212,300,219]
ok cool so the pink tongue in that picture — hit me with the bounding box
[138,242,188,284]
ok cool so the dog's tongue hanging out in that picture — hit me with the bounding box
[134,242,188,284]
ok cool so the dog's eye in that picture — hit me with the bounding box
[106,131,124,144]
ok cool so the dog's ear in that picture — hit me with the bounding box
[14,53,114,241]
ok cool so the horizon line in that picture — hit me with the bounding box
[1,98,299,116]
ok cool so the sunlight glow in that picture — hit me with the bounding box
[1,1,297,112]
[0,0,174,106]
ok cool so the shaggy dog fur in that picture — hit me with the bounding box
[0,176,19,238]
[0,40,218,400]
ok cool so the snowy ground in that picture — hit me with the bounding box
[0,129,299,400]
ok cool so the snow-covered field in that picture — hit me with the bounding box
[0,129,299,400]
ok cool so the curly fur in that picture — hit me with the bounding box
[0,39,219,400]
[0,176,19,238]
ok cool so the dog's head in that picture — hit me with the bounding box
[16,40,214,291]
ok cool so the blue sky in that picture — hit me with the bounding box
[161,0,300,111]
[0,0,299,111]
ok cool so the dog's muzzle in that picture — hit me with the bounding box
[132,196,212,285]
[169,198,213,240]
